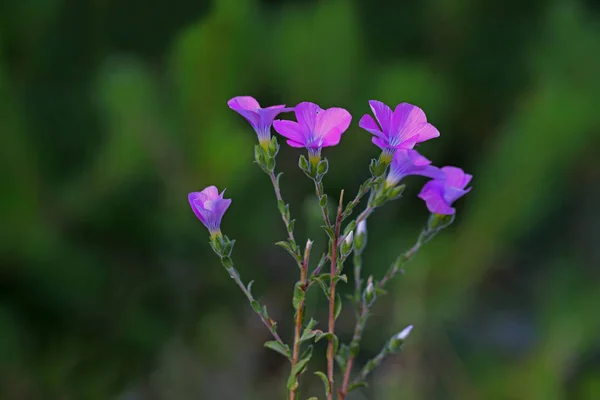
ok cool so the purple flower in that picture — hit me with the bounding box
[188,186,232,237]
[385,149,444,187]
[228,96,291,148]
[273,102,352,163]
[418,167,472,215]
[359,100,440,161]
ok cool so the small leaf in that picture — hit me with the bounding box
[288,219,295,233]
[264,341,290,358]
[334,294,342,320]
[246,280,254,293]
[300,329,321,343]
[262,305,269,319]
[319,194,328,208]
[335,343,349,370]
[336,274,348,283]
[278,200,286,215]
[322,226,335,240]
[289,345,313,380]
[250,300,261,313]
[309,276,329,299]
[347,381,368,392]
[276,172,284,186]
[314,371,330,394]
[307,397,319,400]
[293,281,305,310]
[275,241,298,259]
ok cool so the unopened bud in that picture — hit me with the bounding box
[388,325,413,351]
[341,231,354,257]
[355,220,367,252]
[362,276,375,307]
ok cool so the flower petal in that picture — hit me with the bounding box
[198,186,219,203]
[441,166,472,189]
[258,105,288,125]
[316,107,351,146]
[369,100,393,134]
[295,102,322,134]
[414,123,440,142]
[273,120,305,144]
[227,96,260,111]
[392,103,427,135]
[371,136,387,150]
[444,186,471,204]
[359,114,384,138]
[418,181,455,215]
[286,139,305,148]
[406,149,432,166]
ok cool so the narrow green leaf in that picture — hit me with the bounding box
[307,397,319,400]
[334,294,342,320]
[288,219,295,233]
[319,194,328,208]
[264,341,290,358]
[314,371,330,394]
[290,345,313,378]
[278,200,286,215]
[322,226,335,240]
[347,381,368,392]
[309,276,329,299]
[251,300,261,313]
[293,281,305,310]
[262,305,269,319]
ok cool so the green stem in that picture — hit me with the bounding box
[220,260,286,348]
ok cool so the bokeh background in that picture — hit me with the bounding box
[1,0,600,399]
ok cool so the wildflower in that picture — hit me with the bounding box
[188,186,232,238]
[385,149,444,188]
[228,96,291,149]
[273,101,351,165]
[359,100,439,162]
[418,167,472,215]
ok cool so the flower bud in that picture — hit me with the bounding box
[362,276,375,307]
[388,325,413,352]
[341,231,354,257]
[354,220,367,253]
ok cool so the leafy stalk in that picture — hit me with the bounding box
[289,240,313,400]
[217,254,288,353]
[325,190,344,400]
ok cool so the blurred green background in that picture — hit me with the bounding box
[1,0,600,399]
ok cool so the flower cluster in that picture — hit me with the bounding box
[187,95,473,400]
[193,96,471,236]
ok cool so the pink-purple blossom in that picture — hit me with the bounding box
[228,96,291,147]
[189,186,232,237]
[385,149,444,187]
[418,167,472,215]
[359,100,440,160]
[273,102,351,162]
